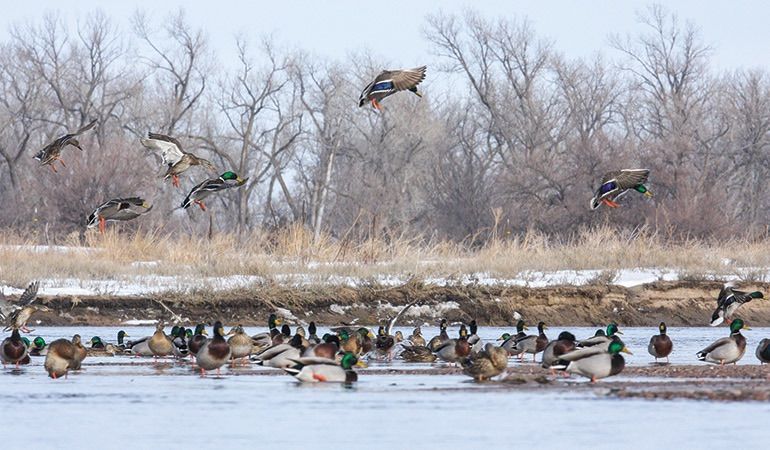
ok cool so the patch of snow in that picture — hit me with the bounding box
[0,244,100,254]
[329,304,349,315]
[275,307,298,322]
[123,319,158,325]
[377,301,460,319]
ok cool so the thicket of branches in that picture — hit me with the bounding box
[1,6,769,243]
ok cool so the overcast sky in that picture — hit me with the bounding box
[1,0,767,71]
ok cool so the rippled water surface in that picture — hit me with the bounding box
[2,325,769,449]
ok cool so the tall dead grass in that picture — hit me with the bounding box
[1,224,769,286]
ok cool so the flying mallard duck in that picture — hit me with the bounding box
[552,336,631,382]
[511,321,549,362]
[709,282,763,327]
[756,339,770,364]
[181,171,247,211]
[1,328,28,368]
[86,197,153,233]
[197,321,232,376]
[697,318,749,365]
[284,352,364,383]
[2,281,48,333]
[590,169,652,209]
[33,119,97,173]
[359,66,426,110]
[461,343,509,381]
[140,132,216,187]
[648,322,673,363]
[541,331,577,371]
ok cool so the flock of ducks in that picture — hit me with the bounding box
[1,279,769,383]
[27,64,658,233]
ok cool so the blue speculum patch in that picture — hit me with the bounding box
[371,81,394,92]
[599,182,616,194]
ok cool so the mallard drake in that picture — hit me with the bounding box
[170,327,190,358]
[227,325,253,366]
[115,331,130,351]
[71,334,87,370]
[3,281,48,333]
[375,325,396,360]
[302,334,340,360]
[408,326,426,347]
[590,169,652,209]
[251,314,281,347]
[461,343,509,381]
[272,324,293,345]
[33,119,97,173]
[181,171,247,211]
[400,344,437,362]
[29,337,47,356]
[188,323,208,358]
[148,322,174,358]
[435,325,471,364]
[498,320,529,357]
[140,132,216,187]
[87,336,118,357]
[648,322,673,363]
[710,282,763,327]
[1,328,28,368]
[44,338,78,379]
[358,66,426,110]
[511,321,549,362]
[308,322,321,344]
[283,352,364,383]
[196,321,232,376]
[541,331,577,370]
[427,319,450,351]
[250,334,304,369]
[756,339,770,364]
[86,197,153,233]
[578,323,622,349]
[468,320,483,354]
[552,337,632,382]
[697,318,749,365]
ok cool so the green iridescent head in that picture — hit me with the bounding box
[606,323,621,336]
[33,337,46,349]
[339,330,350,341]
[730,319,747,333]
[221,171,238,181]
[21,337,30,346]
[340,352,359,370]
[117,330,128,343]
[91,336,103,345]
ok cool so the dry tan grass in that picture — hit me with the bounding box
[1,224,769,287]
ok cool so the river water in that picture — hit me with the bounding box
[2,325,769,449]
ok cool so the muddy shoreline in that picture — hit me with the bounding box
[21,279,770,327]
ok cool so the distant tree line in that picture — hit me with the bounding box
[1,5,768,242]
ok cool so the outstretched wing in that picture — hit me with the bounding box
[74,119,98,136]
[141,133,185,166]
[18,281,40,306]
[386,66,427,91]
[385,297,419,336]
[612,169,650,190]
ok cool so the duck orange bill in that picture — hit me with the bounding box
[621,347,633,355]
